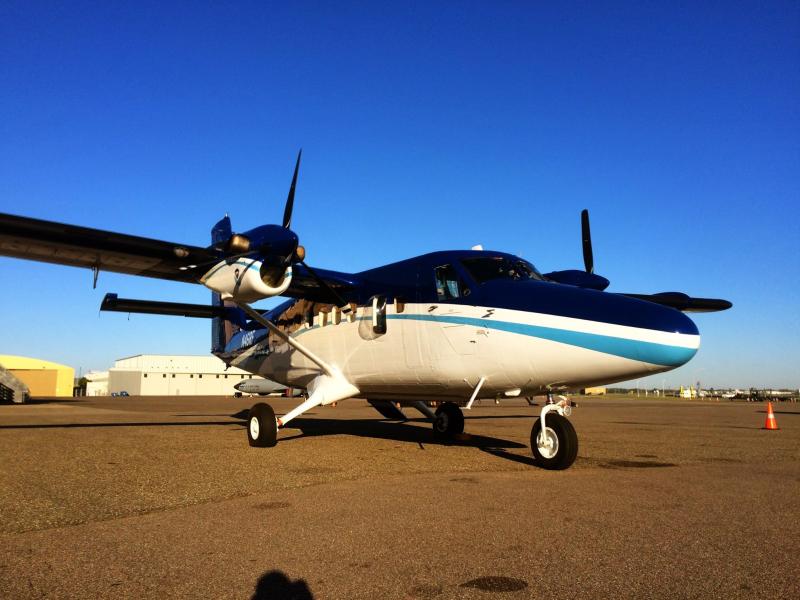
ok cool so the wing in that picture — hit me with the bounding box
[0,212,360,301]
[0,213,218,283]
[284,264,359,304]
[618,292,732,313]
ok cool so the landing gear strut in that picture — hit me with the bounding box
[433,401,464,437]
[248,402,278,447]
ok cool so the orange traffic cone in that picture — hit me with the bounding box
[764,402,779,430]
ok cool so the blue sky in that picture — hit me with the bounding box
[1,2,798,389]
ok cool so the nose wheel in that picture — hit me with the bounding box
[433,401,465,438]
[531,411,577,470]
[248,402,278,447]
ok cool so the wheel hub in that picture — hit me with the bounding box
[537,427,559,459]
[435,413,449,432]
[249,416,260,439]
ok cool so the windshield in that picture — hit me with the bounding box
[460,256,543,284]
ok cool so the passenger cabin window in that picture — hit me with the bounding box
[460,257,543,284]
[434,264,469,300]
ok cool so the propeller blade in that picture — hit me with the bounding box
[299,259,349,310]
[581,208,594,274]
[282,149,302,229]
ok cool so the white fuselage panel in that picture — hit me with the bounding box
[230,302,699,401]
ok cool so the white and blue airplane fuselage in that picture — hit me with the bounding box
[232,301,699,402]
[218,250,701,406]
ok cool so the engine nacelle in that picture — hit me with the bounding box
[200,259,293,303]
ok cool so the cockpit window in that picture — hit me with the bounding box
[434,264,469,300]
[460,256,543,284]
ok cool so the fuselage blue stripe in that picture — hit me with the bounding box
[228,312,697,367]
[389,314,697,367]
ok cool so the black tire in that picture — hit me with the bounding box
[247,402,278,448]
[530,413,578,470]
[433,401,465,437]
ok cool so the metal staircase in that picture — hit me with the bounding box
[0,363,29,404]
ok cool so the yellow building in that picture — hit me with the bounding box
[0,355,75,397]
[582,386,607,395]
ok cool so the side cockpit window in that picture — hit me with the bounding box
[434,264,469,300]
[461,256,543,284]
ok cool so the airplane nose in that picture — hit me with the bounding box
[619,294,699,337]
[626,299,700,367]
[660,303,699,337]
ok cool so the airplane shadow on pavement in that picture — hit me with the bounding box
[231,412,530,457]
[0,420,244,430]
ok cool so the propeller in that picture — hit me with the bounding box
[576,209,731,311]
[541,207,607,290]
[204,150,353,308]
[581,208,593,274]
[283,149,302,229]
[207,150,304,265]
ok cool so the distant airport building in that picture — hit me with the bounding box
[84,370,109,396]
[108,354,262,396]
[582,386,607,395]
[0,355,75,397]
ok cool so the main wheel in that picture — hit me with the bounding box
[530,413,578,470]
[248,402,278,448]
[433,402,465,437]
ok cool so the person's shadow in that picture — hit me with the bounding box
[252,570,314,600]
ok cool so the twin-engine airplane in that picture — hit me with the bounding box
[0,152,731,469]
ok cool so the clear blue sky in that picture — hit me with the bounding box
[1,2,798,389]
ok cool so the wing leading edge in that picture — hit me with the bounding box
[0,212,216,283]
[618,292,732,313]
[0,212,358,299]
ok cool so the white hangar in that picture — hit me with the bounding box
[108,354,262,396]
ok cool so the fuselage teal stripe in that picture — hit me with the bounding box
[269,313,696,367]
[388,314,697,367]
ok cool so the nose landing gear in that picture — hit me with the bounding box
[531,397,578,470]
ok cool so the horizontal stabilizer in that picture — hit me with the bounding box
[367,399,408,421]
[101,293,245,322]
[620,292,732,313]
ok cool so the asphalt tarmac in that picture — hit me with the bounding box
[1,395,798,599]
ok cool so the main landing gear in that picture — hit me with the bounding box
[531,397,578,470]
[247,402,278,447]
[432,401,465,437]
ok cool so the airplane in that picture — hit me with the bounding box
[233,378,296,397]
[0,151,732,469]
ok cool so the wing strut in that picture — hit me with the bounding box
[234,301,359,427]
[464,376,487,410]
